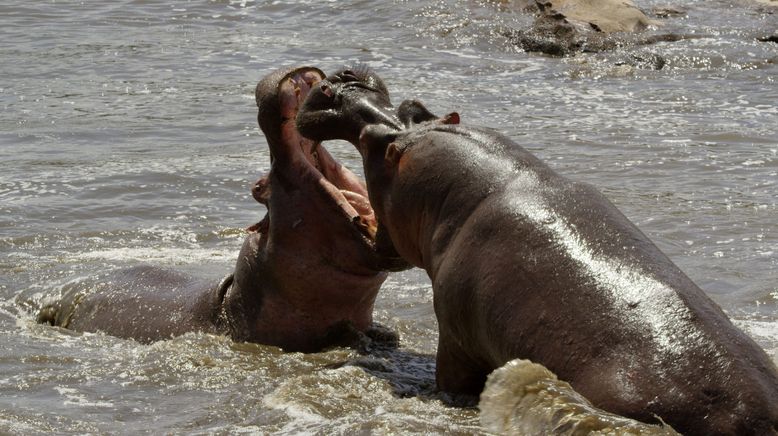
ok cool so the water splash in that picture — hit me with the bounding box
[480,359,679,435]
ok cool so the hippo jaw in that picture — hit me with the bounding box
[254,66,380,256]
[296,67,402,145]
[295,69,464,273]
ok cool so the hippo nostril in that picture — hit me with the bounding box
[321,84,333,98]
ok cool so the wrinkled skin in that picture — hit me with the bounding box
[38,66,401,352]
[296,69,778,435]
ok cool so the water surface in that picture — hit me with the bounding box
[2,0,777,433]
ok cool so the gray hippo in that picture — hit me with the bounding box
[295,67,778,435]
[37,66,404,352]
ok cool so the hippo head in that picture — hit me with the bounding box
[296,67,405,145]
[222,67,407,351]
[296,67,458,269]
[251,66,380,268]
[296,66,454,149]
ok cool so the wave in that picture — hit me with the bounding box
[479,359,678,435]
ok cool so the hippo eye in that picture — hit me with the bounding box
[342,82,380,93]
[320,83,333,98]
[341,70,360,82]
[328,67,380,92]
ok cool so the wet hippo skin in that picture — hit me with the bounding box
[296,67,778,435]
[38,66,405,352]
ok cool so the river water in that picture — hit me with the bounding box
[1,0,776,433]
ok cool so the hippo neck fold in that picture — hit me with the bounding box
[218,215,392,352]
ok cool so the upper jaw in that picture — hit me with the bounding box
[277,68,325,159]
[256,66,324,147]
[255,67,378,246]
[295,78,349,143]
[297,72,402,145]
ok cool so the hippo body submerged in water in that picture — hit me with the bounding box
[37,67,404,352]
[295,67,778,435]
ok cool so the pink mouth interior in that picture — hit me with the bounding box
[273,69,377,240]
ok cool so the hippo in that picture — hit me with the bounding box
[37,66,405,352]
[295,67,778,435]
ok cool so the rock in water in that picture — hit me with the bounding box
[540,0,659,33]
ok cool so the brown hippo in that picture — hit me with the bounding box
[37,66,405,352]
[295,67,778,435]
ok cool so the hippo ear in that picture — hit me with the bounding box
[440,112,460,125]
[251,174,271,205]
[398,100,439,127]
[359,124,398,155]
[385,142,403,166]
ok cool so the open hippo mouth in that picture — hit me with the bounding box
[251,67,378,244]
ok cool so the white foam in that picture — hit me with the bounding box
[262,389,329,430]
[54,386,114,409]
[0,418,41,434]
[74,247,235,264]
[735,319,778,361]
[480,358,679,435]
